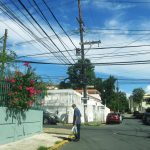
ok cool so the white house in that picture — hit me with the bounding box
[43,89,110,123]
[43,89,85,123]
[76,89,110,122]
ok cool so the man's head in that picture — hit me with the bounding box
[72,104,76,109]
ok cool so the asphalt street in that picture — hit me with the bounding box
[61,119,150,150]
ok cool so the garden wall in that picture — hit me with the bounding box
[0,107,43,145]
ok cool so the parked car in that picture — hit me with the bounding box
[142,108,150,125]
[43,111,59,125]
[106,113,122,124]
[133,111,144,119]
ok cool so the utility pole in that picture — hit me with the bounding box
[0,29,7,79]
[116,79,119,112]
[77,0,87,122]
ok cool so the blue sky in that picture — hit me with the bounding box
[1,0,150,95]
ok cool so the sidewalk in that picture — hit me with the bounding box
[0,127,72,150]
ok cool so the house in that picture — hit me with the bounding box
[76,89,110,122]
[129,94,150,112]
[142,94,150,111]
[43,89,110,123]
[43,89,85,123]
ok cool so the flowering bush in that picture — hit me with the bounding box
[6,62,48,110]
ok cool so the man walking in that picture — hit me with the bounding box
[72,104,81,141]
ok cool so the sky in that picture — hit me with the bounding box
[1,0,150,95]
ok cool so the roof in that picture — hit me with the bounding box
[76,89,100,94]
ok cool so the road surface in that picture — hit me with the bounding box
[61,119,150,150]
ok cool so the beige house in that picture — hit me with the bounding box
[142,94,150,110]
[129,94,150,112]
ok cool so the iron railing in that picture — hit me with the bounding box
[0,81,11,106]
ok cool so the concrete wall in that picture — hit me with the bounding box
[86,99,110,123]
[0,107,43,145]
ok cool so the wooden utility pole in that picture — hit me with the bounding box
[77,0,88,122]
[0,29,7,78]
[116,79,119,112]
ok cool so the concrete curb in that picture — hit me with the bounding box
[48,135,74,150]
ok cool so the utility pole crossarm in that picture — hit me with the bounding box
[80,40,101,45]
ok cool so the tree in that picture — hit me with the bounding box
[94,76,128,112]
[132,88,145,104]
[60,59,95,89]
[94,78,103,93]
[132,88,145,110]
[0,50,16,78]
[102,76,117,107]
[117,92,129,112]
[59,81,71,89]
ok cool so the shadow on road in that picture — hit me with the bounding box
[53,136,72,141]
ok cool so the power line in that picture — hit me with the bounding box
[14,31,78,46]
[42,0,77,49]
[85,32,150,36]
[17,49,74,58]
[95,0,150,4]
[86,49,150,58]
[87,50,150,59]
[17,0,72,64]
[99,33,150,59]
[5,58,150,66]
[100,77,150,81]
[0,36,4,41]
[87,28,150,32]
[16,44,150,59]
[30,0,75,63]
[92,60,150,66]
[14,59,71,65]
[0,0,67,64]
[85,44,150,50]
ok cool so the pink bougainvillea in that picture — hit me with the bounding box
[6,62,47,110]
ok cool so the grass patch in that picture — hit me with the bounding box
[37,146,48,150]
[55,140,62,144]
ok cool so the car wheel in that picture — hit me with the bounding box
[43,118,49,124]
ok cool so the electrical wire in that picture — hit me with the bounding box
[42,0,77,49]
[17,0,72,64]
[92,60,150,66]
[86,50,150,59]
[94,0,150,4]
[30,0,75,63]
[3,0,68,64]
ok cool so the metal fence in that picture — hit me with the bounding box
[0,81,44,109]
[0,81,10,106]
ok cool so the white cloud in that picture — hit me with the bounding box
[146,85,150,94]
[84,13,150,79]
[92,0,135,10]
